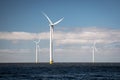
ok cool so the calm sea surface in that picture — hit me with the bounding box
[0,63,120,80]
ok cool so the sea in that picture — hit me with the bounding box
[0,63,120,80]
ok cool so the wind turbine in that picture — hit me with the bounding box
[33,39,40,63]
[43,12,64,64]
[92,41,97,63]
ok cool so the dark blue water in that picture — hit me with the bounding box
[0,63,120,80]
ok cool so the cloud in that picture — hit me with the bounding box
[54,27,120,45]
[0,49,31,54]
[0,27,120,45]
[0,27,120,62]
[0,32,36,40]
[0,32,49,40]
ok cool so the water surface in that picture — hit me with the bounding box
[0,63,120,80]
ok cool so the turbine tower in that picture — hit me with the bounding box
[33,39,40,63]
[43,12,64,64]
[92,41,97,63]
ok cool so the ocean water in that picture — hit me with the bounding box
[0,63,120,80]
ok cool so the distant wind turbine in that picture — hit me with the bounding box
[33,39,40,63]
[43,12,64,64]
[92,41,97,63]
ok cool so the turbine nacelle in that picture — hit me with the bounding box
[49,24,54,27]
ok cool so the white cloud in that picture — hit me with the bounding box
[0,32,49,40]
[0,27,120,62]
[0,32,36,40]
[0,27,120,45]
[54,27,120,45]
[0,49,31,54]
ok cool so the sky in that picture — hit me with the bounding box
[0,0,120,63]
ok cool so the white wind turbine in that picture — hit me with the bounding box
[92,41,97,63]
[43,12,64,64]
[33,39,40,63]
[92,41,98,63]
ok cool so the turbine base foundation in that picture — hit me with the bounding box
[50,60,53,64]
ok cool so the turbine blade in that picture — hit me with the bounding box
[42,12,53,25]
[95,47,98,51]
[37,38,41,43]
[93,41,96,46]
[94,41,97,51]
[53,17,64,25]
[33,40,37,43]
[33,38,40,44]
[38,45,40,53]
[91,46,93,49]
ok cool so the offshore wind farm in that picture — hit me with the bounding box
[0,0,120,79]
[0,0,120,63]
